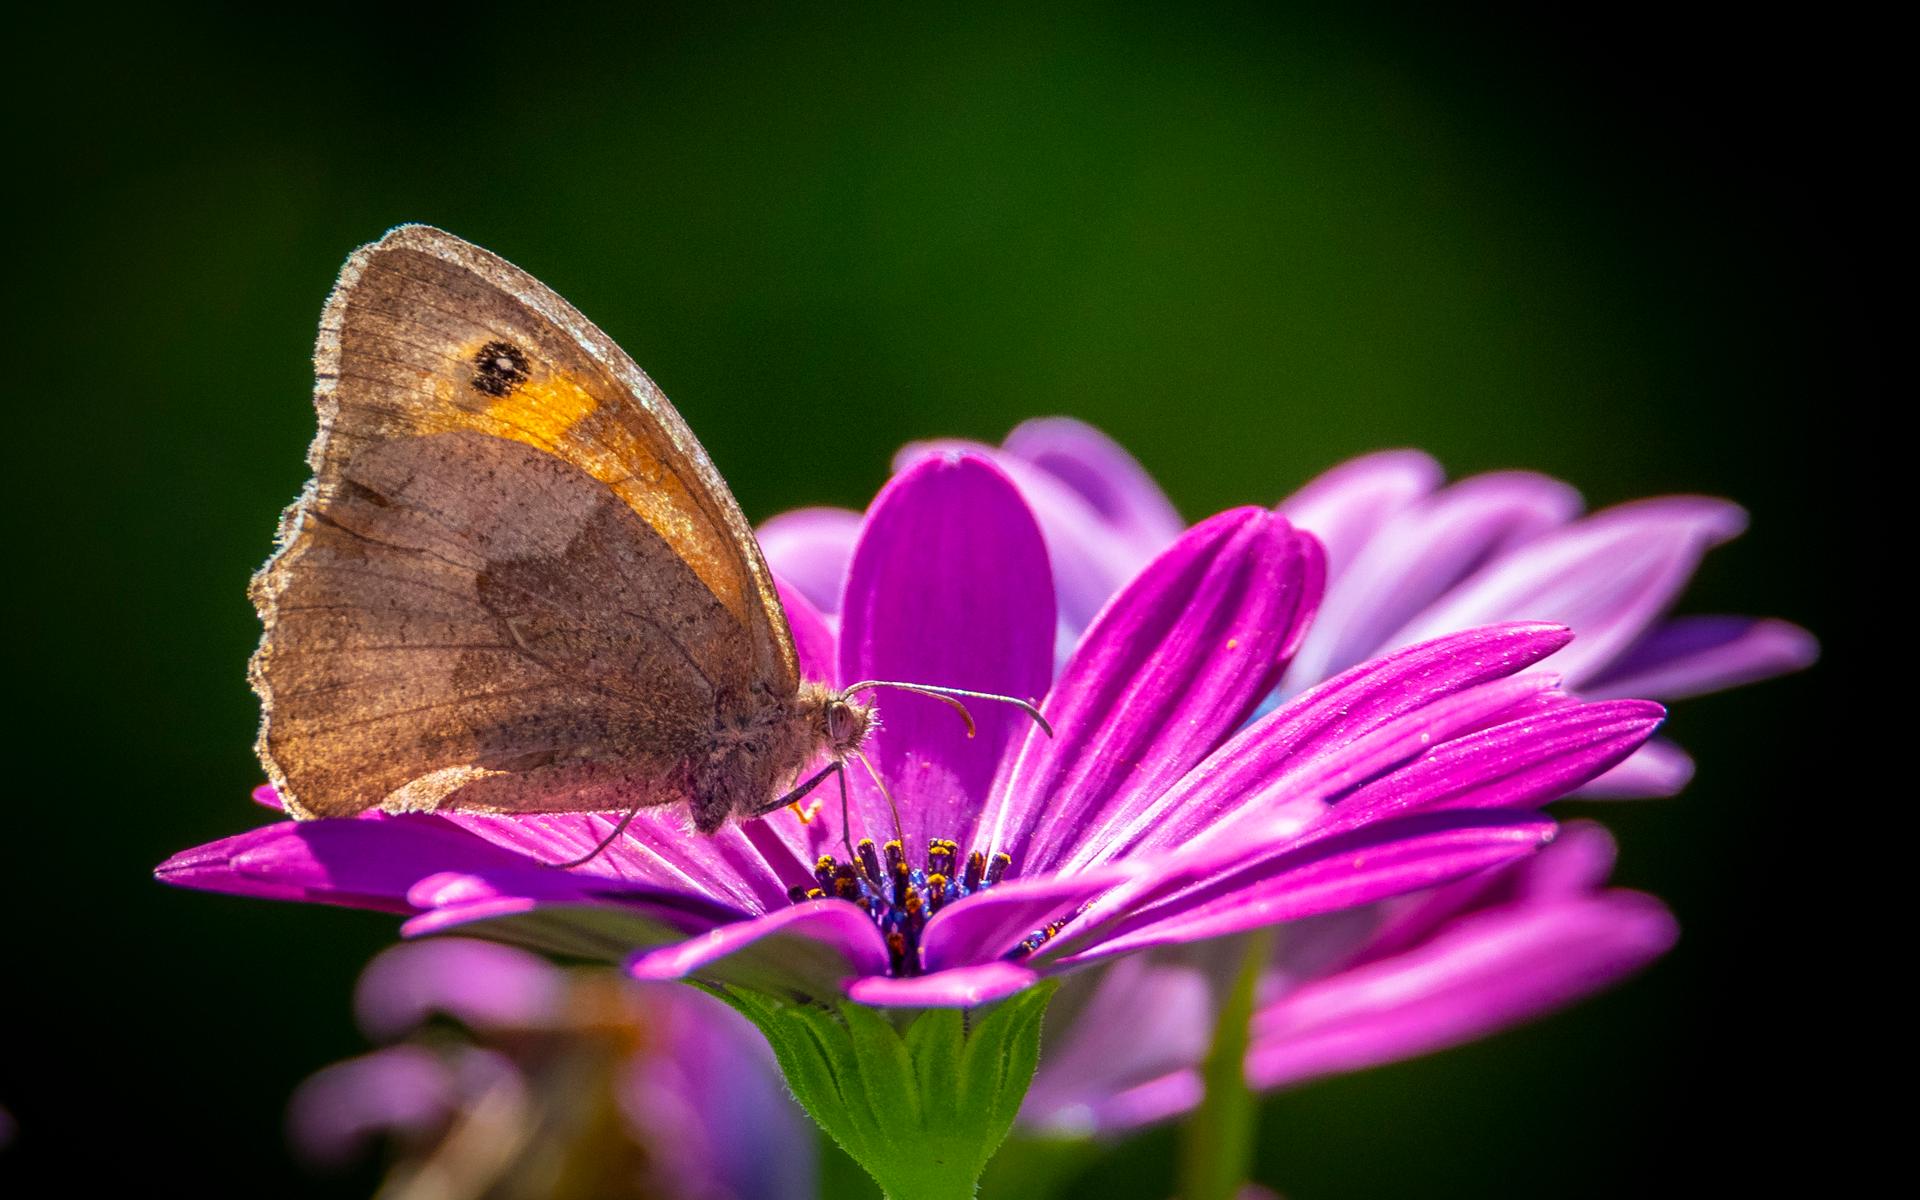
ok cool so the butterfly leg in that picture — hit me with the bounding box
[547,804,645,870]
[743,760,866,880]
[745,759,843,820]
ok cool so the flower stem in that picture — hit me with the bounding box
[1179,928,1274,1200]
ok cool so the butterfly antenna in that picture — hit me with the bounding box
[851,748,906,849]
[549,803,642,870]
[842,680,1053,738]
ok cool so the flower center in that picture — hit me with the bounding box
[786,837,1018,976]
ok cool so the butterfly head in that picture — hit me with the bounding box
[822,691,878,757]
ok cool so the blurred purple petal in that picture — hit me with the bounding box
[839,452,1054,851]
[1285,471,1582,689]
[776,576,837,685]
[845,960,1040,1007]
[628,901,890,1001]
[1387,497,1749,687]
[354,938,565,1040]
[1001,417,1185,550]
[287,1044,479,1166]
[1516,819,1619,898]
[1355,819,1619,961]
[621,984,816,1200]
[757,506,861,615]
[980,508,1322,874]
[1246,891,1677,1091]
[1020,954,1214,1135]
[1277,449,1443,574]
[1583,615,1819,701]
[1575,737,1696,799]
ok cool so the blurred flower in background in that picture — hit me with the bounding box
[289,938,813,1200]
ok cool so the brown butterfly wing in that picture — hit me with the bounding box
[253,226,797,818]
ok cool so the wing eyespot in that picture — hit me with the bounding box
[471,340,532,397]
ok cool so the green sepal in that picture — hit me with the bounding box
[708,981,1058,1200]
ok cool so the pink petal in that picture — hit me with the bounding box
[1574,738,1696,799]
[155,815,524,913]
[287,1045,470,1165]
[445,810,793,916]
[775,576,838,686]
[838,452,1055,852]
[1055,813,1558,968]
[1077,623,1574,868]
[1352,818,1620,963]
[1284,471,1582,690]
[978,508,1323,874]
[1582,615,1819,701]
[918,862,1137,971]
[1000,417,1185,551]
[1247,891,1678,1091]
[353,938,565,1040]
[1314,699,1665,836]
[1386,496,1748,687]
[627,902,891,1002]
[897,436,1173,649]
[397,872,733,961]
[757,507,862,615]
[844,960,1041,1007]
[1277,449,1443,575]
[1020,954,1214,1134]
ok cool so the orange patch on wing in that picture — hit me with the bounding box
[482,371,601,445]
[428,349,750,627]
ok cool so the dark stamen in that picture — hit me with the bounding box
[783,834,1042,977]
[832,863,862,901]
[928,838,956,878]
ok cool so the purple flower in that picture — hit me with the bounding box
[159,453,1660,1009]
[289,939,813,1200]
[1020,820,1677,1134]
[763,419,1816,798]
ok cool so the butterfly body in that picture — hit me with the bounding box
[252,225,874,834]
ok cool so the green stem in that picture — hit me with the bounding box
[1178,929,1274,1200]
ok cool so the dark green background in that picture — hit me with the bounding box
[9,3,1849,1196]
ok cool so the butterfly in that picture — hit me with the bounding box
[251,225,1044,866]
